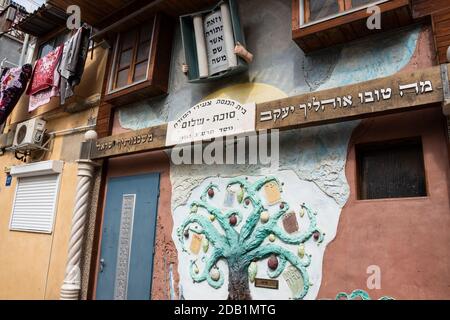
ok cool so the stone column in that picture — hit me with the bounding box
[60,131,98,300]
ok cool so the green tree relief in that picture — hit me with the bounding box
[177,176,324,300]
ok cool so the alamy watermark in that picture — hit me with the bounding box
[170,130,280,169]
[66,5,81,30]
[367,5,382,30]
[367,265,382,290]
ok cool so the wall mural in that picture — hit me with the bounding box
[335,290,395,301]
[172,171,341,300]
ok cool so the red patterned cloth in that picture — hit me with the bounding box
[27,45,63,96]
[0,64,33,125]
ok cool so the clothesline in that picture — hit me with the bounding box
[0,26,91,127]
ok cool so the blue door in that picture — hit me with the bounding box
[96,173,160,300]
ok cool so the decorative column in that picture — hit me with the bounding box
[60,131,98,300]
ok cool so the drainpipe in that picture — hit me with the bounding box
[60,130,99,300]
[19,33,29,66]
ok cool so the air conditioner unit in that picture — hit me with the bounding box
[6,6,16,22]
[13,118,46,150]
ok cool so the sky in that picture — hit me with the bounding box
[14,0,45,13]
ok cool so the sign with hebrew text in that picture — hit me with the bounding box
[256,65,446,131]
[204,10,228,75]
[166,99,256,146]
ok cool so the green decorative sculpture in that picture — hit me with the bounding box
[177,176,324,300]
[335,289,395,300]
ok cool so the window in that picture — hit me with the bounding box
[110,19,154,91]
[292,0,413,53]
[302,0,385,25]
[10,174,60,233]
[356,138,427,200]
[103,13,174,106]
[37,32,69,59]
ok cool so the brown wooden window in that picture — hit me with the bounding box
[292,0,413,53]
[104,13,174,107]
[110,18,155,91]
[303,0,382,24]
[356,138,427,200]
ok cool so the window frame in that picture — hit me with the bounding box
[299,0,390,28]
[292,0,412,53]
[107,18,157,95]
[355,137,428,201]
[102,12,174,107]
[36,29,70,60]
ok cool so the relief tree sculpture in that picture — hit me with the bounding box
[177,176,325,300]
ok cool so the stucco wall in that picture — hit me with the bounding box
[0,45,107,299]
[0,135,79,299]
[102,0,443,300]
[319,107,450,300]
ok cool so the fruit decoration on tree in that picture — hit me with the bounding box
[177,177,324,300]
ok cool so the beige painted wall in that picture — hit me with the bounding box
[0,46,107,300]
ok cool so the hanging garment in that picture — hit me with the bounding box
[59,26,91,105]
[27,45,63,112]
[0,64,33,126]
[29,58,61,112]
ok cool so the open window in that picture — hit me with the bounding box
[292,0,413,53]
[104,13,174,107]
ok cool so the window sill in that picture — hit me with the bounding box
[103,80,168,107]
[292,0,413,53]
[355,195,429,202]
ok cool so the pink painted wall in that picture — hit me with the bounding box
[319,107,450,299]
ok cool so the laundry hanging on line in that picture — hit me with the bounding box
[59,26,91,105]
[0,64,33,126]
[27,44,63,112]
[26,26,92,111]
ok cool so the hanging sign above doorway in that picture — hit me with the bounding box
[165,98,256,146]
[90,64,450,160]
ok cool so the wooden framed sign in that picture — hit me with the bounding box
[256,65,446,131]
[91,124,167,159]
[90,64,450,160]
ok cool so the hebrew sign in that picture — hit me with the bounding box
[257,65,445,130]
[166,98,256,146]
[91,64,449,160]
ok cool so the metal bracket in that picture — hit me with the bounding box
[4,144,49,153]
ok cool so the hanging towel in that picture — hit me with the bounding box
[60,26,91,105]
[0,64,33,126]
[27,45,63,111]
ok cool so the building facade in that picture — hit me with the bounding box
[0,0,449,300]
[0,0,28,69]
[0,4,107,299]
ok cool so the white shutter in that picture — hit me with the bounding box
[10,174,60,233]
